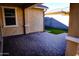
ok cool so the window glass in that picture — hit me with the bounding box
[4,8,16,26]
[5,17,16,25]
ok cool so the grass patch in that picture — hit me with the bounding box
[45,27,68,34]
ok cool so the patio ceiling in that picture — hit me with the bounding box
[0,3,36,8]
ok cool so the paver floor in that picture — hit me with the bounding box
[3,32,67,56]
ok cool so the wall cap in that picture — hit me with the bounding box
[66,36,79,43]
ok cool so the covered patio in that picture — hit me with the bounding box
[1,3,79,56]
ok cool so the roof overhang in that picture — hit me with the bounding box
[0,3,48,11]
[33,4,48,12]
[0,3,35,8]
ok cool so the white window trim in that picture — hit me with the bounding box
[2,6,18,27]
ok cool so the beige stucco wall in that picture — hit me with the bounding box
[0,7,3,36]
[0,8,3,53]
[0,4,44,36]
[65,40,78,56]
[68,3,79,37]
[0,6,24,36]
[0,7,2,26]
[65,3,79,56]
[25,7,44,33]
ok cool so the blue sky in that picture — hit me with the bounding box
[43,3,69,26]
[42,3,70,12]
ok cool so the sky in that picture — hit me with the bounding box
[42,3,70,12]
[43,3,70,26]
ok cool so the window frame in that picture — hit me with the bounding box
[2,6,18,27]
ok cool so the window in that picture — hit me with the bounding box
[3,7,17,27]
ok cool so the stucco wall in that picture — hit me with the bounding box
[0,7,3,36]
[0,7,3,55]
[65,40,77,56]
[65,3,79,56]
[0,6,24,36]
[68,3,79,37]
[0,5,44,36]
[25,8,44,33]
[0,7,3,27]
[24,8,30,33]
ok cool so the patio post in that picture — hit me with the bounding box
[65,3,79,56]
